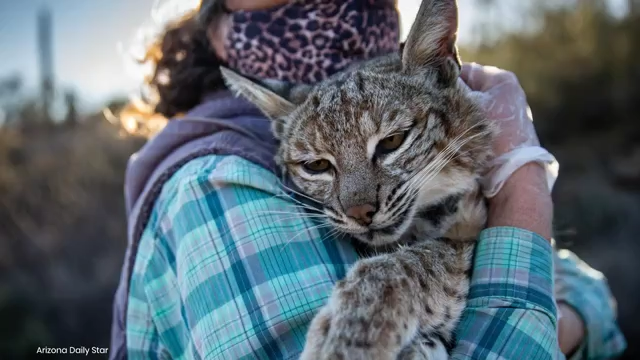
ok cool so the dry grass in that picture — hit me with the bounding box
[0,117,144,359]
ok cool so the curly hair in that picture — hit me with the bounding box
[120,1,228,136]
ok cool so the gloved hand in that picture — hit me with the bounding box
[458,63,559,198]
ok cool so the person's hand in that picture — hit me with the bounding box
[459,63,555,239]
[460,63,539,158]
[459,63,558,197]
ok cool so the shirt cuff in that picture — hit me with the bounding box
[468,226,557,322]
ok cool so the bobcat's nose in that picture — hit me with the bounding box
[345,204,377,226]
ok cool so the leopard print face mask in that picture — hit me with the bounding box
[223,0,400,84]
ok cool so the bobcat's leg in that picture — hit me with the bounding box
[299,238,474,360]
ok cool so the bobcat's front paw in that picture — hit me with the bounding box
[300,304,403,360]
[300,258,419,360]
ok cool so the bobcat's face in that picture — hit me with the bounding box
[221,0,494,246]
[275,62,492,246]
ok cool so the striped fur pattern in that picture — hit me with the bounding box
[221,1,494,358]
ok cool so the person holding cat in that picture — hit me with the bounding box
[110,1,626,359]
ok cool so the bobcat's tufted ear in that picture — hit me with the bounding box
[220,66,299,137]
[401,0,461,86]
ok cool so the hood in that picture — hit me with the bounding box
[124,90,275,216]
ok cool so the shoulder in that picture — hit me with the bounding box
[156,154,284,216]
[136,153,290,274]
[130,153,277,286]
[130,153,286,298]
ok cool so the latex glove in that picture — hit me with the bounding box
[458,63,559,198]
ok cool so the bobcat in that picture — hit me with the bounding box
[221,0,494,358]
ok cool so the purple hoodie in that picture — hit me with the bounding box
[110,90,280,360]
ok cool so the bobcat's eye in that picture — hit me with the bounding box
[302,159,332,174]
[376,132,407,155]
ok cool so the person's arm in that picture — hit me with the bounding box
[126,154,358,359]
[475,139,626,359]
[554,249,627,359]
[451,163,561,359]
[451,226,559,360]
[452,163,627,360]
[486,163,553,240]
[455,63,569,358]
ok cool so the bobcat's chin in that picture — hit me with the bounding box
[336,207,418,248]
[352,227,411,248]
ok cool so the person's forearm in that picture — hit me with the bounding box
[487,163,553,240]
[488,164,591,355]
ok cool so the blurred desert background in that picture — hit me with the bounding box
[0,0,638,359]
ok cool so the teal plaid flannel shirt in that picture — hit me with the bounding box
[126,154,626,359]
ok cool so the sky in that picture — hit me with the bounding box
[0,0,628,113]
[0,0,156,110]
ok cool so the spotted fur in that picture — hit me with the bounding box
[221,1,494,359]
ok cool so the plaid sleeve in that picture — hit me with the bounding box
[126,223,171,360]
[555,249,627,360]
[126,154,359,359]
[452,227,561,360]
